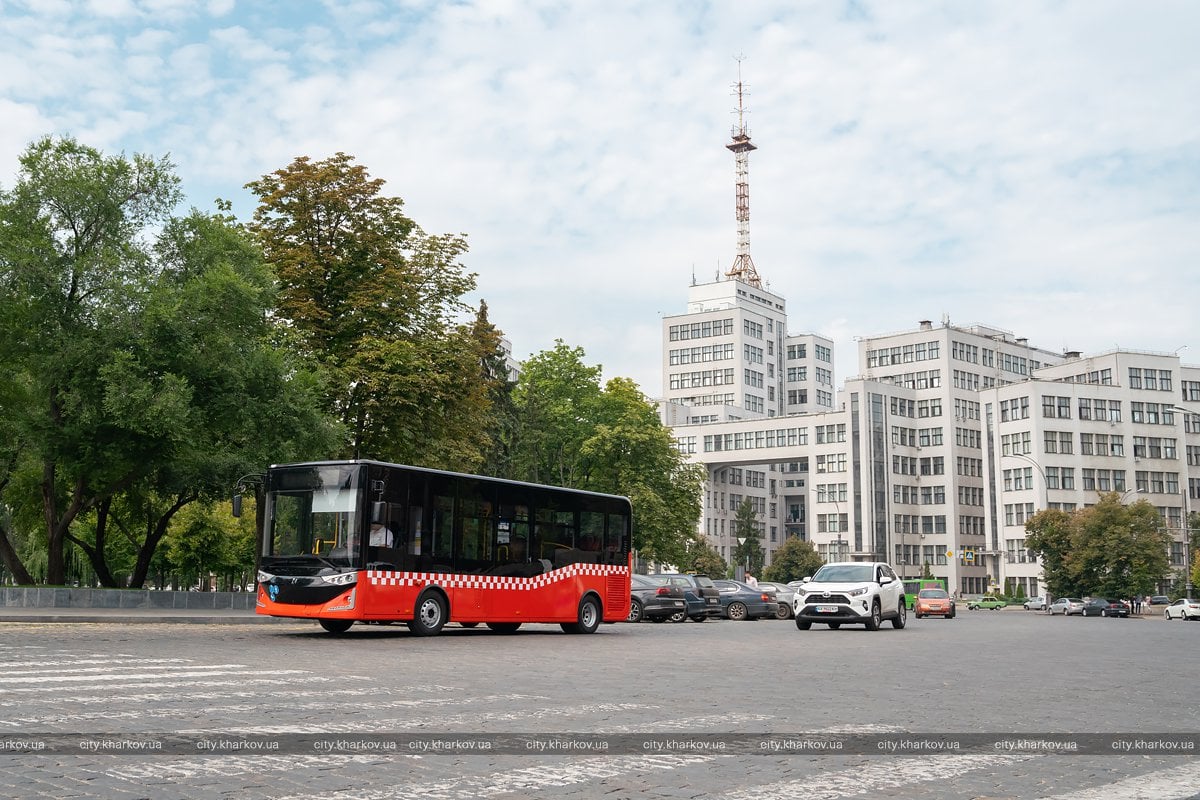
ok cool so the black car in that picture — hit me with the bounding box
[645,574,722,621]
[1081,598,1129,617]
[1149,595,1170,606]
[628,574,687,623]
[712,580,776,620]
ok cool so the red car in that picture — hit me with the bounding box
[914,588,956,619]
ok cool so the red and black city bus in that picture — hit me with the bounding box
[247,460,632,635]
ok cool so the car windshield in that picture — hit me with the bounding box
[919,589,948,598]
[810,564,874,583]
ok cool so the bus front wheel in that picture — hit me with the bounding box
[562,596,602,634]
[407,592,446,637]
[319,619,353,634]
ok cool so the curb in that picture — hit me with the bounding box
[0,612,308,625]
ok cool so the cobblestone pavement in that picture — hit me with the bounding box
[2,611,1198,799]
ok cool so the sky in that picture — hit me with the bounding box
[2,0,1198,395]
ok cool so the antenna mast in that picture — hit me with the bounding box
[725,56,761,288]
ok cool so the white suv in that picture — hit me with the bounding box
[791,561,907,631]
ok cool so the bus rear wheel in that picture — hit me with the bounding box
[486,622,521,634]
[319,619,353,634]
[562,596,602,634]
[407,592,446,637]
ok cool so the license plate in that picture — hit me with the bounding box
[816,605,839,613]
[671,601,684,608]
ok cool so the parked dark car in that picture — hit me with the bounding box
[1081,598,1129,617]
[646,574,722,621]
[712,580,776,621]
[628,574,687,623]
[1149,595,1171,606]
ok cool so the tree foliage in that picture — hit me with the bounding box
[0,137,336,586]
[246,153,489,469]
[685,541,728,580]
[0,136,180,584]
[731,498,765,576]
[763,536,824,584]
[1025,494,1170,599]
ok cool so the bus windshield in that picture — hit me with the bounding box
[266,464,363,569]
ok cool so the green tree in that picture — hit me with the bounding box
[474,301,518,478]
[0,139,338,586]
[165,502,252,591]
[246,153,486,469]
[0,136,180,585]
[1026,494,1169,599]
[920,561,934,580]
[685,541,728,579]
[1024,508,1074,597]
[731,498,764,576]
[763,536,824,583]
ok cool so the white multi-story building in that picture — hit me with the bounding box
[664,310,1199,596]
[982,350,1200,597]
[660,276,834,563]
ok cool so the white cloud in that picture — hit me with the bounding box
[2,0,1198,395]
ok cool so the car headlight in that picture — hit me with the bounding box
[847,586,868,596]
[319,572,357,587]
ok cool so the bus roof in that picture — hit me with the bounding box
[267,459,633,505]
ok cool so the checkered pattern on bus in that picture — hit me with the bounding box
[366,562,628,591]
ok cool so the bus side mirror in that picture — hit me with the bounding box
[372,500,385,523]
[232,494,243,518]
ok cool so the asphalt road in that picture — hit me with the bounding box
[2,609,1198,799]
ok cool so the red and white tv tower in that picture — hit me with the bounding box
[724,57,761,288]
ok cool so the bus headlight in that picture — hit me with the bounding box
[319,572,358,587]
[257,571,273,584]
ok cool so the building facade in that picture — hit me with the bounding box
[664,307,1199,596]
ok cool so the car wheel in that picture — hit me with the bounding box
[689,615,707,623]
[948,609,956,619]
[864,600,881,631]
[727,602,748,621]
[775,603,790,620]
[460,621,479,628]
[892,601,907,629]
[795,618,812,630]
[828,622,841,630]
[1164,610,1171,620]
[627,599,644,624]
[669,611,687,623]
[406,591,446,637]
[915,612,923,619]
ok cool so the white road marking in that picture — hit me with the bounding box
[1038,761,1200,800]
[105,754,390,781]
[272,754,718,800]
[0,677,339,694]
[0,668,309,685]
[0,657,191,668]
[0,663,243,677]
[719,753,1036,800]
